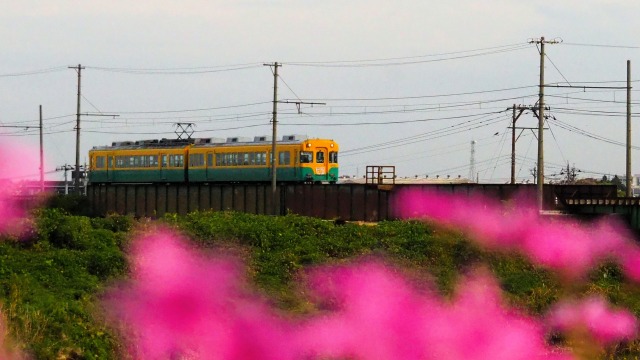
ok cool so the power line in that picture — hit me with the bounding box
[98,101,272,114]
[85,63,263,74]
[562,42,640,49]
[285,110,505,127]
[283,43,530,67]
[298,85,537,102]
[0,66,68,77]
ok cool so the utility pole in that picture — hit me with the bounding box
[529,37,559,209]
[263,63,326,214]
[508,104,540,184]
[264,62,281,214]
[626,60,632,196]
[57,164,74,195]
[69,64,85,194]
[510,105,526,184]
[39,105,44,192]
[469,140,476,183]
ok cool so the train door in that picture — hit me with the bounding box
[160,153,167,181]
[107,156,114,182]
[206,152,215,180]
[315,147,328,180]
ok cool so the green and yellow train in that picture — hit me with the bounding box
[88,135,339,184]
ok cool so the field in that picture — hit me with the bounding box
[1,201,640,359]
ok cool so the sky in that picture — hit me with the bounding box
[1,0,640,183]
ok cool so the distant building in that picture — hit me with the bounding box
[17,180,71,195]
[632,175,640,197]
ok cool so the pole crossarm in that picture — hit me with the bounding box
[543,84,629,89]
[279,100,327,114]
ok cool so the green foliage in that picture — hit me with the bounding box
[44,194,93,216]
[90,214,134,233]
[3,209,640,358]
[0,210,128,359]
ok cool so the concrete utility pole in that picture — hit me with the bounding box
[510,105,525,184]
[264,62,281,213]
[627,60,632,196]
[39,105,44,192]
[69,64,85,194]
[508,104,539,184]
[469,140,476,183]
[529,37,559,209]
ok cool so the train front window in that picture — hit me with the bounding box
[300,151,312,164]
[329,151,338,164]
[316,151,325,164]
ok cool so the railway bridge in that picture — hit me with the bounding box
[85,183,640,229]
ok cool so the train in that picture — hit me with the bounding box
[88,134,339,184]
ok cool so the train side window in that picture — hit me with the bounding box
[248,152,255,165]
[260,152,267,165]
[243,153,249,165]
[177,155,184,167]
[190,154,204,167]
[279,151,290,165]
[95,156,106,169]
[316,151,325,164]
[169,155,175,167]
[109,157,114,169]
[329,151,338,164]
[207,154,213,167]
[129,157,136,167]
[300,151,312,164]
[162,155,167,168]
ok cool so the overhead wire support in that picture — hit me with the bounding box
[279,100,326,114]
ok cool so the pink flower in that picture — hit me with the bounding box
[547,296,638,345]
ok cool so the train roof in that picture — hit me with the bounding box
[90,135,336,151]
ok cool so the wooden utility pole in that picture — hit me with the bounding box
[627,60,632,196]
[69,64,85,194]
[39,105,44,192]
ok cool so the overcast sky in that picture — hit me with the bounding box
[2,0,639,182]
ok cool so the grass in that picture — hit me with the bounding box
[0,209,639,358]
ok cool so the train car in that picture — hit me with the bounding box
[88,135,339,184]
[89,139,189,183]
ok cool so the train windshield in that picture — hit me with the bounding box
[300,151,312,163]
[329,151,338,164]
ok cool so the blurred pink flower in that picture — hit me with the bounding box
[304,264,571,360]
[105,228,300,360]
[106,230,574,359]
[395,188,640,280]
[546,296,638,345]
[0,137,43,236]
